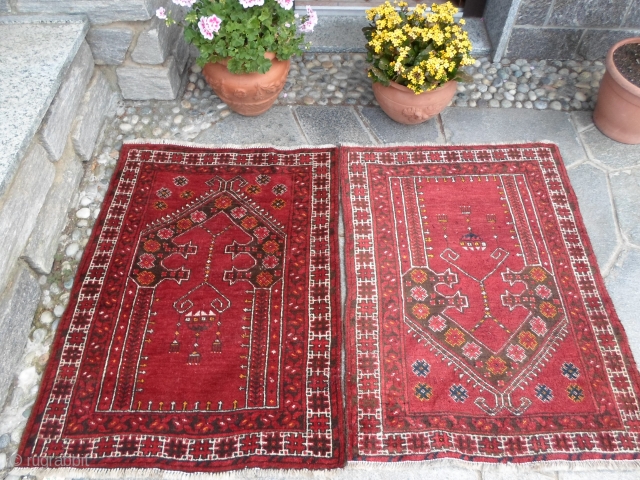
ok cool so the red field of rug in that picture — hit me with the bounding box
[19,143,345,473]
[341,144,640,464]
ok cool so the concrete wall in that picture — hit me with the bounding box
[485,0,640,61]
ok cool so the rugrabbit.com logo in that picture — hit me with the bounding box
[12,454,90,468]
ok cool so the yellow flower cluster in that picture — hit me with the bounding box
[365,1,474,94]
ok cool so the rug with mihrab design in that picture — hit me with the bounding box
[18,143,345,473]
[341,144,640,464]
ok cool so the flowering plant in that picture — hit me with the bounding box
[158,0,317,74]
[363,1,473,94]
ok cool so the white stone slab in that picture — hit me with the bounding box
[40,41,95,161]
[0,16,88,196]
[0,141,55,296]
[72,70,119,161]
[14,0,156,25]
[117,56,183,100]
[86,25,134,65]
[23,143,84,274]
[0,264,40,409]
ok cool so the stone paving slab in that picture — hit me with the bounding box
[194,107,306,146]
[358,106,444,144]
[580,125,640,170]
[571,110,595,133]
[567,163,620,270]
[609,168,640,247]
[0,16,88,196]
[605,249,640,364]
[559,470,640,480]
[294,106,374,144]
[441,108,588,167]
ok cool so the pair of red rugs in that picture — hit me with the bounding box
[17,143,640,474]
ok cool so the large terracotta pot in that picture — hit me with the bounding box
[593,37,640,144]
[202,52,290,116]
[372,79,457,125]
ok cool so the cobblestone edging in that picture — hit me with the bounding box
[108,53,607,141]
[0,52,617,480]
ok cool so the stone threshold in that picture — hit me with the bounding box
[305,14,491,55]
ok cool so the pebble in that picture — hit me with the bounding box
[574,91,588,102]
[18,367,38,390]
[534,100,549,110]
[40,310,54,325]
[76,208,91,219]
[0,434,9,449]
[65,243,79,257]
[53,305,65,317]
[32,328,46,343]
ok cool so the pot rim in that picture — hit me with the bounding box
[381,79,457,95]
[606,37,640,97]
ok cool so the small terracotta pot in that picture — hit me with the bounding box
[593,37,640,144]
[372,79,457,125]
[202,52,290,116]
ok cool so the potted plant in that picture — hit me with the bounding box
[593,37,640,144]
[363,1,473,124]
[158,0,317,116]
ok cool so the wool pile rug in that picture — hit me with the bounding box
[341,143,640,465]
[18,143,345,473]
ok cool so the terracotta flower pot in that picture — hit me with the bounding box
[372,79,457,125]
[202,52,290,117]
[593,37,640,144]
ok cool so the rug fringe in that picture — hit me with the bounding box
[338,140,561,148]
[123,140,563,150]
[122,139,338,151]
[11,458,640,479]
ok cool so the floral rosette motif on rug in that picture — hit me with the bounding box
[341,144,640,464]
[17,144,344,474]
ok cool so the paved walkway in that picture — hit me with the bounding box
[4,100,640,480]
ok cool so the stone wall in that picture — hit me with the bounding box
[0,18,118,408]
[485,0,640,61]
[5,0,191,100]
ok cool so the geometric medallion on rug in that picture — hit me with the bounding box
[341,144,640,464]
[19,143,345,473]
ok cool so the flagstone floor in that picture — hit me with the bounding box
[2,64,640,480]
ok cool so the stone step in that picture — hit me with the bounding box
[305,12,492,57]
[0,14,88,194]
[0,14,121,410]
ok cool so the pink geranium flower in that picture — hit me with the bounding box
[239,0,265,7]
[276,0,294,10]
[156,7,167,19]
[299,5,318,33]
[198,14,222,40]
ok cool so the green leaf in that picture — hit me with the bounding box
[414,45,434,63]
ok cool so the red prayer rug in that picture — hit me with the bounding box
[18,143,345,474]
[341,144,640,465]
